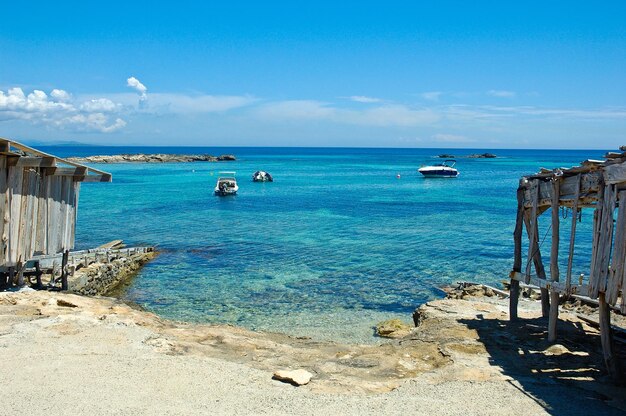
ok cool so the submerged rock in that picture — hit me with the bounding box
[272,369,313,386]
[467,153,497,159]
[375,319,413,338]
[438,154,456,158]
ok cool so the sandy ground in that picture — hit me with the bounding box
[0,289,624,416]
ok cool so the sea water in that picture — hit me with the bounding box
[44,146,606,343]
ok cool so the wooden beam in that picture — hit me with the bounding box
[79,174,112,183]
[548,178,561,342]
[566,175,581,294]
[525,181,540,282]
[0,139,9,153]
[8,156,57,168]
[45,167,88,176]
[510,187,524,321]
[599,293,622,382]
[510,271,590,295]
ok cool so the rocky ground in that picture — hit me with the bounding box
[67,153,236,163]
[0,287,624,415]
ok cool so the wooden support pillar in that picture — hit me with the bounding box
[510,187,524,321]
[523,211,551,317]
[61,250,69,291]
[35,261,43,289]
[16,262,24,287]
[548,177,561,342]
[566,175,581,294]
[599,293,622,381]
[7,267,14,288]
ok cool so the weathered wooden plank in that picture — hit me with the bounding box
[589,181,606,298]
[522,171,602,208]
[607,190,626,305]
[0,156,7,266]
[566,175,581,294]
[598,293,622,381]
[7,156,56,168]
[523,209,551,317]
[589,183,616,298]
[7,166,23,266]
[604,161,626,185]
[34,172,48,254]
[510,186,524,320]
[548,178,561,342]
[525,181,540,281]
[45,167,88,177]
[510,271,589,295]
[79,174,112,182]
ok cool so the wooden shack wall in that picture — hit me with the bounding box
[0,155,80,267]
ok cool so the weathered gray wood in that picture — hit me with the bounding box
[525,180,540,282]
[522,209,551,317]
[8,156,56,168]
[566,175,581,294]
[510,271,589,295]
[599,293,622,381]
[510,187,524,320]
[523,171,602,208]
[0,156,7,267]
[61,249,69,291]
[548,178,561,342]
[7,166,23,266]
[604,161,626,185]
[80,174,112,182]
[607,190,626,304]
[45,167,87,177]
[590,183,616,298]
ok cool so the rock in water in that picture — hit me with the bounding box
[272,369,313,386]
[375,319,413,338]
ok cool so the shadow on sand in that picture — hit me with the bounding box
[460,314,626,415]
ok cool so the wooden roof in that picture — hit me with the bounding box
[0,137,111,182]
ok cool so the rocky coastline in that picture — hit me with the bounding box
[1,283,624,414]
[438,153,497,159]
[67,153,236,163]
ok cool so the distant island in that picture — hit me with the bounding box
[438,153,497,159]
[67,154,236,163]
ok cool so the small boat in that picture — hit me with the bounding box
[214,171,239,196]
[252,171,273,182]
[418,160,459,178]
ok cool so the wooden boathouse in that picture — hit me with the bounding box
[509,148,626,379]
[0,137,111,290]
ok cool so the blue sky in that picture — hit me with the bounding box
[1,1,625,148]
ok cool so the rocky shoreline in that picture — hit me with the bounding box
[1,284,624,414]
[437,153,497,159]
[67,153,236,163]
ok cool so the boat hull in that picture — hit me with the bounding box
[419,170,459,178]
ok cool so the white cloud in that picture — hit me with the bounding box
[348,95,381,103]
[80,98,120,112]
[147,93,257,113]
[487,90,516,98]
[432,133,475,143]
[0,86,126,133]
[50,89,71,102]
[421,91,443,101]
[127,76,148,108]
[255,101,440,127]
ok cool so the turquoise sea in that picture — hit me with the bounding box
[44,146,606,343]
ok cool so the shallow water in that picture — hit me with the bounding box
[46,146,606,343]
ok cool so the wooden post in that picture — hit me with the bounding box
[566,174,581,294]
[61,250,69,291]
[523,210,551,317]
[35,261,42,289]
[16,261,24,287]
[525,181,539,282]
[7,267,14,288]
[599,292,622,381]
[548,177,560,342]
[511,186,524,320]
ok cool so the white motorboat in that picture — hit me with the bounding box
[215,171,239,196]
[418,160,459,178]
[252,171,273,182]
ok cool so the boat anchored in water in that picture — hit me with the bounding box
[418,160,459,178]
[214,171,239,196]
[252,170,273,182]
